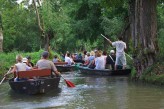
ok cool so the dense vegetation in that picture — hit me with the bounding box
[0,0,164,85]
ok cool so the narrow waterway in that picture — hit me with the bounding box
[0,71,163,109]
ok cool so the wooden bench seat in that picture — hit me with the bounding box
[16,69,51,78]
[54,62,68,65]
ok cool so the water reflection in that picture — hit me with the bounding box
[0,72,163,109]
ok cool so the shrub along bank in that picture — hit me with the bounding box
[0,49,61,78]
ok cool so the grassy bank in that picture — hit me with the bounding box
[0,49,61,77]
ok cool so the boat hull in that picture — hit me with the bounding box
[9,77,60,95]
[56,65,75,72]
[78,66,131,76]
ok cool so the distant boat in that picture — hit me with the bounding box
[78,66,131,76]
[8,69,60,95]
[54,62,75,72]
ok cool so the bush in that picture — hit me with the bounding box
[0,49,61,76]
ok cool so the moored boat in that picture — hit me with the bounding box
[78,66,131,76]
[8,69,60,95]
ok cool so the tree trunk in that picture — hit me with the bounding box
[129,0,159,77]
[0,13,3,52]
[0,28,3,52]
[33,0,50,51]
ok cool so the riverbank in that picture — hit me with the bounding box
[0,50,61,77]
[130,61,164,86]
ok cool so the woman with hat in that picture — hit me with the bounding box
[4,54,32,81]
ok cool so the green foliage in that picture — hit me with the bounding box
[0,49,61,76]
[157,3,164,59]
[101,17,124,39]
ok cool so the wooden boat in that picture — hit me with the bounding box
[78,66,131,76]
[54,62,75,72]
[9,69,60,95]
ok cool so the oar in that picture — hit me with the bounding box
[60,75,75,87]
[0,67,12,85]
[101,34,133,60]
[101,34,109,41]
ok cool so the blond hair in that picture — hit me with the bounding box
[16,55,23,62]
[96,50,102,57]
[90,51,95,56]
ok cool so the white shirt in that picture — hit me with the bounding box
[112,41,126,55]
[65,56,72,65]
[95,56,105,70]
[15,62,32,72]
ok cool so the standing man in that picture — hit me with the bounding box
[107,36,127,70]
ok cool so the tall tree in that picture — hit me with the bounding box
[0,12,3,52]
[129,0,159,76]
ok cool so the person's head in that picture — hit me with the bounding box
[87,52,90,56]
[26,56,31,59]
[96,50,102,57]
[83,50,87,55]
[90,51,95,56]
[118,36,123,41]
[67,53,70,57]
[110,50,115,55]
[54,55,57,58]
[42,51,49,59]
[103,51,107,55]
[16,55,23,62]
[22,58,28,63]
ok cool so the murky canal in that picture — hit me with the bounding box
[0,71,163,109]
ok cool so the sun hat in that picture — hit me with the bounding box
[110,50,115,54]
[22,58,28,63]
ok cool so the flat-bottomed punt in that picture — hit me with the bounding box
[9,69,60,95]
[78,66,131,76]
[54,62,75,72]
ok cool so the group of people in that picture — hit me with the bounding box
[5,51,60,81]
[4,35,126,81]
[57,36,127,70]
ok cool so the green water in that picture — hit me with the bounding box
[0,72,163,109]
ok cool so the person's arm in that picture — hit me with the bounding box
[107,38,113,46]
[124,42,127,51]
[51,62,61,76]
[4,66,15,77]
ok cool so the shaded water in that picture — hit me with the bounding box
[0,71,163,109]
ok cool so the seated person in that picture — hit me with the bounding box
[26,56,34,67]
[87,51,95,68]
[4,55,32,81]
[64,53,72,66]
[94,50,105,70]
[53,55,59,63]
[106,50,116,70]
[36,51,60,76]
[83,52,90,66]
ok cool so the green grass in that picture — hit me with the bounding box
[0,49,61,77]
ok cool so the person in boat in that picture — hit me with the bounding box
[53,55,60,63]
[70,54,75,65]
[26,56,34,67]
[4,55,32,81]
[102,51,107,67]
[87,51,96,69]
[36,51,60,76]
[106,50,116,70]
[83,52,90,66]
[94,50,105,70]
[107,36,127,70]
[64,53,72,66]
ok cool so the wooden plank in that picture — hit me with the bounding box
[54,62,68,65]
[17,69,51,78]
